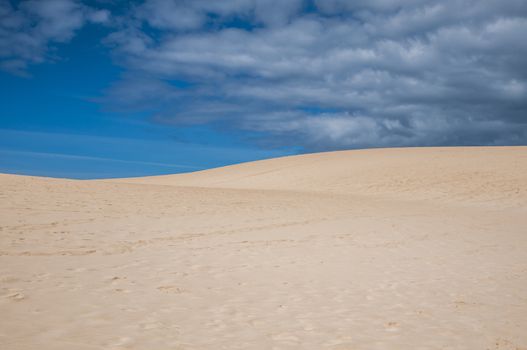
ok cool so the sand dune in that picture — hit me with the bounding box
[1,147,527,349]
[116,147,527,206]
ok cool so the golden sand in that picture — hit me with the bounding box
[1,147,526,349]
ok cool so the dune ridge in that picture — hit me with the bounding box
[114,146,527,206]
[1,146,527,349]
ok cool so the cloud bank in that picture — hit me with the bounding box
[4,0,527,150]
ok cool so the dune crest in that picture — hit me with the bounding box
[115,147,527,206]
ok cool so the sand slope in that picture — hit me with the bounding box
[1,146,527,349]
[117,147,527,206]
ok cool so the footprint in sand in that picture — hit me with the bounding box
[6,292,26,301]
[157,285,184,294]
[385,321,400,332]
[271,333,300,343]
[109,336,135,349]
[105,276,127,285]
[141,321,164,330]
[327,343,355,350]
[0,276,20,283]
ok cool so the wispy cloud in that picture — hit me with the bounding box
[0,149,200,169]
[0,128,291,178]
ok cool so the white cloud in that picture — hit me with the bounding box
[0,0,110,75]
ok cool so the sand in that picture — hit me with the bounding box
[1,146,526,349]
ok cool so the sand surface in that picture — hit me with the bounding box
[1,146,527,349]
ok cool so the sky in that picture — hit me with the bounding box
[1,0,526,179]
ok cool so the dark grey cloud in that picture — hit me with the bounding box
[0,0,109,75]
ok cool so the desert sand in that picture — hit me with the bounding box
[1,146,527,349]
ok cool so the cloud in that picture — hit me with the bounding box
[100,0,527,150]
[5,0,527,150]
[0,0,109,75]
[136,0,304,30]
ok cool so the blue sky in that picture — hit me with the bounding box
[0,3,292,178]
[1,0,526,178]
